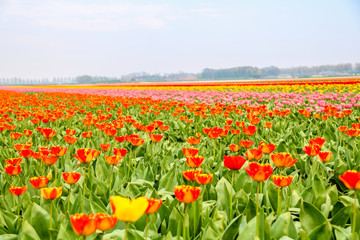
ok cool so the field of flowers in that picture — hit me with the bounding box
[1,77,360,240]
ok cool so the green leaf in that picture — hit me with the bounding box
[22,203,50,239]
[215,177,231,214]
[20,221,41,240]
[222,215,242,240]
[158,166,178,193]
[299,201,327,235]
[270,212,297,239]
[308,222,333,240]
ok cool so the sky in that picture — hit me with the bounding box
[0,0,359,78]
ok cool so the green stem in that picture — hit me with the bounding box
[25,158,27,174]
[322,163,325,183]
[277,187,282,217]
[53,164,57,185]
[183,204,188,240]
[50,200,53,229]
[17,196,20,215]
[133,150,137,171]
[145,214,149,239]
[109,165,114,195]
[213,139,216,160]
[82,164,87,212]
[124,222,128,240]
[152,142,155,164]
[67,185,72,213]
[127,149,132,180]
[256,182,260,238]
[13,195,16,213]
[353,138,356,166]
[229,171,234,219]
[352,191,357,240]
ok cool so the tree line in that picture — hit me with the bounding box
[199,63,360,79]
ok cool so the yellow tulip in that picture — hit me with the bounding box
[110,196,148,223]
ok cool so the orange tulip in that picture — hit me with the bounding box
[82,132,93,138]
[103,127,117,136]
[100,144,111,151]
[29,176,49,188]
[339,170,360,190]
[23,129,33,136]
[19,149,33,158]
[183,148,199,157]
[129,137,145,146]
[10,132,22,140]
[40,128,56,140]
[230,129,241,135]
[245,162,273,182]
[239,140,254,148]
[243,126,257,136]
[40,187,62,200]
[223,155,246,170]
[338,126,348,132]
[303,145,321,156]
[309,137,325,148]
[143,124,155,133]
[4,164,22,175]
[225,120,233,125]
[64,135,78,144]
[50,146,67,157]
[208,128,223,139]
[194,173,213,185]
[245,148,263,161]
[114,136,126,143]
[145,198,163,214]
[149,134,164,142]
[183,169,203,181]
[94,213,117,232]
[70,213,98,236]
[186,156,204,168]
[202,127,212,135]
[42,155,58,165]
[159,125,169,131]
[272,175,293,187]
[62,172,81,184]
[186,137,201,145]
[271,153,298,168]
[66,129,76,136]
[228,144,240,152]
[264,122,273,128]
[318,151,332,162]
[174,185,201,204]
[9,186,27,196]
[236,121,245,128]
[73,148,100,163]
[32,152,43,160]
[105,155,122,165]
[5,157,22,165]
[113,148,127,157]
[14,144,31,151]
[345,129,360,137]
[258,142,276,154]
[352,123,360,130]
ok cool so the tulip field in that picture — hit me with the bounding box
[1,78,360,240]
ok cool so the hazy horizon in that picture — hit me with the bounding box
[0,0,359,78]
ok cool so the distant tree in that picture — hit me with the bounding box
[76,75,93,83]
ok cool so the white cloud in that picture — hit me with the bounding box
[0,0,229,31]
[0,0,171,31]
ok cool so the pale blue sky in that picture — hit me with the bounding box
[0,0,359,78]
